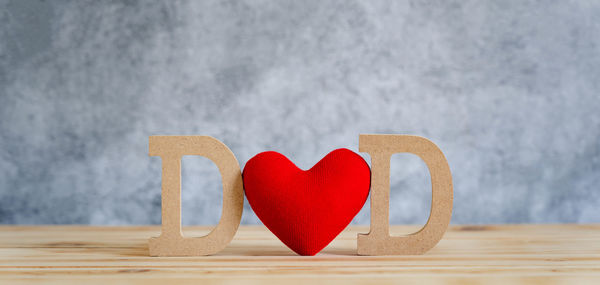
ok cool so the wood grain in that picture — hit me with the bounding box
[0,225,599,284]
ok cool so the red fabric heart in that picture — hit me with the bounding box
[243,148,370,256]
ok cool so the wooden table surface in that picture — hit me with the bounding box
[1,225,599,284]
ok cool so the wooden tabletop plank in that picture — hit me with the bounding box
[0,225,599,284]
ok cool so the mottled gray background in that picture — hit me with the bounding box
[1,0,599,225]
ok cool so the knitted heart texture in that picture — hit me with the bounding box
[243,148,371,256]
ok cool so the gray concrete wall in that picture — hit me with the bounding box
[1,0,599,225]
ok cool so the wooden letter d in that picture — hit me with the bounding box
[148,136,244,256]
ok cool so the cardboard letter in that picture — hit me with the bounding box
[148,136,244,256]
[357,134,453,255]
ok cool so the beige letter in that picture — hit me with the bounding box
[357,134,453,255]
[148,136,244,256]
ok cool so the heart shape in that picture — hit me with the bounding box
[243,148,370,255]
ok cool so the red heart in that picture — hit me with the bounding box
[243,148,370,256]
